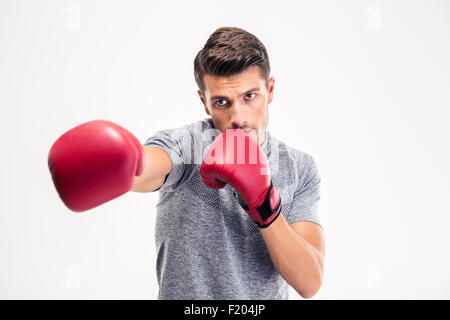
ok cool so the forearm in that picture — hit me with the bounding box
[261,214,324,298]
[131,146,172,193]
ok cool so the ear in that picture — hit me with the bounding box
[198,90,210,115]
[267,76,275,104]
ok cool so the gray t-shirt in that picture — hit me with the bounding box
[144,117,321,300]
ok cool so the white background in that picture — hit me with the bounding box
[1,0,449,299]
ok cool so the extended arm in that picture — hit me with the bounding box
[131,146,172,193]
[48,120,173,212]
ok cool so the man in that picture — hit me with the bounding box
[48,27,325,299]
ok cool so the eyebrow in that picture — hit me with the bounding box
[210,87,260,101]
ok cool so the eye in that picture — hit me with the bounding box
[215,99,228,107]
[245,93,256,100]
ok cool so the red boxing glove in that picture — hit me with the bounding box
[48,120,145,212]
[200,129,281,228]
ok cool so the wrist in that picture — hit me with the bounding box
[235,181,282,228]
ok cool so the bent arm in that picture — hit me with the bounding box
[261,217,325,299]
[131,146,172,193]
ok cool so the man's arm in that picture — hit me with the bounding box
[260,217,325,299]
[198,128,324,297]
[131,146,172,193]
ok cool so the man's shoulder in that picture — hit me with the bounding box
[145,118,215,141]
[269,133,315,168]
[269,135,321,202]
[181,117,215,132]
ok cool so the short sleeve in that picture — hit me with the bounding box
[285,154,322,227]
[144,127,196,193]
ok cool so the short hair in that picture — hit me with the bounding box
[194,27,271,94]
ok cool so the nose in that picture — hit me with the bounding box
[229,102,247,129]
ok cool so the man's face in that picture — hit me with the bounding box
[198,65,275,145]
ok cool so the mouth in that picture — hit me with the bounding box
[225,128,254,135]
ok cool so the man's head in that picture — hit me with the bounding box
[194,27,274,145]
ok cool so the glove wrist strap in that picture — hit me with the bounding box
[245,181,282,228]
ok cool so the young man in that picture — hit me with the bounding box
[48,27,325,299]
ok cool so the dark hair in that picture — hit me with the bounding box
[194,27,271,94]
